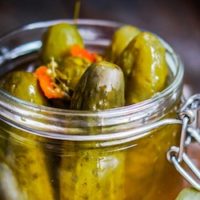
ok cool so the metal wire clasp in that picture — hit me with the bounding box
[167,94,200,190]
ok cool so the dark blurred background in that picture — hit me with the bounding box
[0,0,199,94]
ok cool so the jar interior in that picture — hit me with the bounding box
[0,20,185,200]
[0,20,177,82]
[0,20,183,142]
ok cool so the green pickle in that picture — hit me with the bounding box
[58,56,91,91]
[41,23,84,63]
[71,61,125,110]
[0,71,48,105]
[117,32,168,104]
[0,71,54,200]
[106,25,140,62]
[60,61,126,200]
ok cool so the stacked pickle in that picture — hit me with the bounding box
[0,72,54,200]
[0,22,170,200]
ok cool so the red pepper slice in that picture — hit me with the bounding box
[35,66,64,99]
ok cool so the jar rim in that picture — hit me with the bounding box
[0,19,184,142]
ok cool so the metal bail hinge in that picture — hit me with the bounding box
[167,94,200,191]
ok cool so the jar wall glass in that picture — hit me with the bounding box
[0,20,184,200]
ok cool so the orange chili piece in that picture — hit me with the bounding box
[70,45,98,62]
[35,66,64,99]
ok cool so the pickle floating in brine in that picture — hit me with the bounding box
[60,61,126,200]
[0,71,54,200]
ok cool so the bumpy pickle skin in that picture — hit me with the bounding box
[71,61,125,110]
[41,23,84,63]
[59,56,91,91]
[105,25,140,63]
[0,71,54,200]
[60,61,126,200]
[60,148,125,200]
[0,71,48,105]
[117,32,168,104]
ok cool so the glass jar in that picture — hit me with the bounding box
[0,19,188,200]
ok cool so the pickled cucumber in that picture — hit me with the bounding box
[58,56,91,91]
[41,23,84,63]
[117,32,168,104]
[0,71,48,105]
[60,61,126,200]
[106,25,140,62]
[0,71,54,200]
[71,61,125,110]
